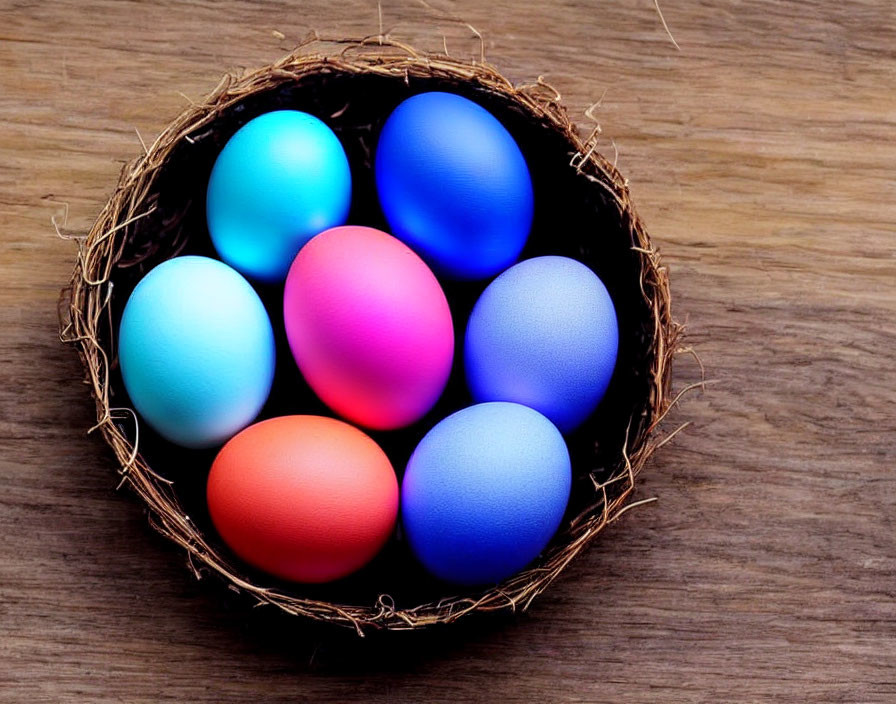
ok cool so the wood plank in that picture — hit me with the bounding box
[1,0,894,701]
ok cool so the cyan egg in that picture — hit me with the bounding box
[118,256,276,449]
[375,92,533,280]
[401,402,571,585]
[465,256,619,433]
[206,110,351,283]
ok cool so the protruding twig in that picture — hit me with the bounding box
[135,127,148,155]
[654,0,681,51]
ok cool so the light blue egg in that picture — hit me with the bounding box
[118,256,275,449]
[465,256,619,433]
[375,92,533,280]
[206,110,352,283]
[401,402,571,585]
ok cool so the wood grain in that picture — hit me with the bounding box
[1,1,895,701]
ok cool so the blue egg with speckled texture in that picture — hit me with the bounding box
[207,110,351,283]
[401,402,571,585]
[375,92,533,280]
[465,256,618,433]
[118,256,275,449]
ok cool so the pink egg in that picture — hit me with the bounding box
[284,225,454,430]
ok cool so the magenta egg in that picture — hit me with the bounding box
[283,226,454,430]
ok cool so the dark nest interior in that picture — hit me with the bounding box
[59,39,681,632]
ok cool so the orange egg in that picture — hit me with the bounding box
[206,415,398,583]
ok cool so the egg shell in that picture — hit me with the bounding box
[206,110,351,283]
[207,415,399,583]
[118,256,275,449]
[464,256,619,433]
[401,402,571,585]
[283,225,454,430]
[375,92,534,280]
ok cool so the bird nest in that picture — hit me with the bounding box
[59,38,682,633]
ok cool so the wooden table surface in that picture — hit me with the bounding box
[2,1,894,701]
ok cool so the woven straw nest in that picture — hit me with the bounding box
[58,37,683,634]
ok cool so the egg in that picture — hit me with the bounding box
[375,91,533,280]
[464,256,618,433]
[283,225,454,430]
[401,402,571,585]
[207,416,398,583]
[118,256,275,449]
[206,110,351,283]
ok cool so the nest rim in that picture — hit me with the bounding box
[59,37,681,634]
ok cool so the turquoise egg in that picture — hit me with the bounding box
[118,256,275,449]
[206,110,352,283]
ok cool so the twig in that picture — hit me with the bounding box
[134,127,148,155]
[654,0,681,51]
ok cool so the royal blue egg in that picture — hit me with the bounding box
[375,92,533,280]
[206,110,351,283]
[118,256,276,449]
[465,256,619,433]
[401,402,571,585]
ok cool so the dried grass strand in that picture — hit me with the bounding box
[653,0,682,51]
